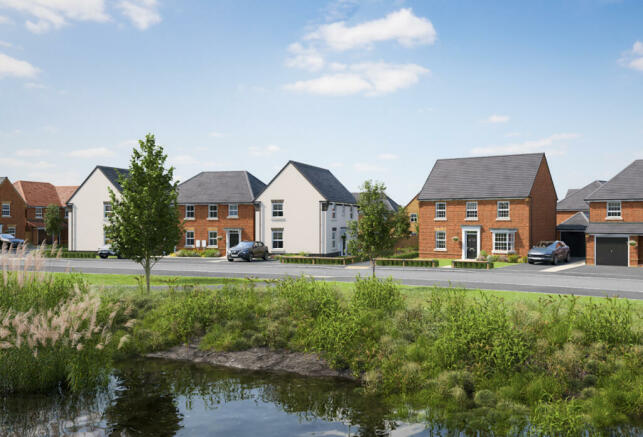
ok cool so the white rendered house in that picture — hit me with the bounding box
[255,161,357,255]
[67,166,129,251]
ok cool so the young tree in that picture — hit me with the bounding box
[44,204,63,244]
[105,134,182,293]
[348,180,410,276]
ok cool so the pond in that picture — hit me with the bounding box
[1,359,438,437]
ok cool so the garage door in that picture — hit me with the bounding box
[561,231,586,258]
[595,237,628,266]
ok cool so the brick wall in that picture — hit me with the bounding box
[177,203,256,251]
[529,157,558,245]
[418,199,531,258]
[631,236,640,266]
[589,201,643,222]
[0,179,26,240]
[556,210,578,225]
[586,235,595,265]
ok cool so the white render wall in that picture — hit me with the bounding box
[68,169,121,251]
[321,203,357,255]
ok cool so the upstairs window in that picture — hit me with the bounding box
[228,203,239,218]
[410,213,418,223]
[35,207,44,219]
[1,203,10,217]
[272,201,284,217]
[435,202,446,219]
[331,203,336,219]
[497,201,510,219]
[350,207,354,219]
[208,204,218,219]
[103,203,112,219]
[607,201,621,218]
[466,201,478,219]
[185,204,195,219]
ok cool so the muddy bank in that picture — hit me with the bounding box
[146,344,356,380]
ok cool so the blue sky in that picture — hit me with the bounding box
[1,0,642,203]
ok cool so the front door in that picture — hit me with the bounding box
[227,230,240,250]
[466,231,478,259]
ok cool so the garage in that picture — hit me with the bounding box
[595,237,628,266]
[560,231,586,258]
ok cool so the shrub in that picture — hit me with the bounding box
[352,276,404,312]
[487,255,499,262]
[452,260,494,269]
[201,249,220,258]
[375,258,439,267]
[280,256,356,265]
[175,249,201,257]
[479,250,488,258]
[508,254,520,263]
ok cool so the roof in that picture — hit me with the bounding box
[352,192,401,211]
[55,186,79,205]
[14,181,64,207]
[586,222,643,235]
[0,177,6,185]
[556,212,589,231]
[178,171,266,203]
[564,188,579,198]
[586,160,643,201]
[557,180,605,211]
[269,161,356,204]
[97,166,130,192]
[418,153,545,201]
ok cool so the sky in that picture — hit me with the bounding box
[1,0,642,204]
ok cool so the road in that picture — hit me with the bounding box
[30,257,643,299]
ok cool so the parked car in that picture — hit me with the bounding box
[227,241,269,262]
[98,244,121,259]
[527,240,570,265]
[0,233,24,248]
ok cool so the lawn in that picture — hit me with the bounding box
[52,272,255,287]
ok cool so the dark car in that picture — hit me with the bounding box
[0,233,24,248]
[98,244,122,259]
[227,241,269,262]
[527,240,570,265]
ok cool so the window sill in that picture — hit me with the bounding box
[207,217,218,221]
[184,245,195,248]
[492,250,515,254]
[434,248,447,252]
[227,216,239,219]
[465,217,479,221]
[434,217,447,221]
[207,245,218,249]
[272,217,285,221]
[605,217,623,220]
[496,217,511,221]
[184,217,195,221]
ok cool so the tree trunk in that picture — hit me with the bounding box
[371,257,376,277]
[144,258,151,293]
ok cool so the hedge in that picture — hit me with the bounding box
[452,260,494,269]
[375,258,439,267]
[279,256,357,265]
[43,250,96,259]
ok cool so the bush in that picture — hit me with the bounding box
[479,250,488,258]
[43,250,96,258]
[452,260,494,269]
[201,249,220,258]
[280,256,356,265]
[175,249,201,257]
[376,258,439,267]
[508,254,520,263]
[487,255,499,262]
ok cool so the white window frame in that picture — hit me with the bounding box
[185,204,195,219]
[435,230,446,251]
[101,203,112,220]
[208,204,218,220]
[35,207,44,219]
[410,213,418,223]
[349,207,354,219]
[1,203,10,217]
[185,230,195,247]
[208,230,218,248]
[272,201,284,218]
[492,230,516,254]
[7,226,16,236]
[497,201,510,220]
[435,202,446,220]
[331,203,336,219]
[606,201,622,219]
[272,229,284,250]
[228,203,239,218]
[465,201,478,220]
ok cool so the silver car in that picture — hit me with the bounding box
[527,240,570,265]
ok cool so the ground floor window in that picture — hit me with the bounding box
[435,230,446,250]
[331,227,337,248]
[185,230,195,247]
[7,226,15,236]
[272,229,283,249]
[208,231,218,247]
[493,232,515,252]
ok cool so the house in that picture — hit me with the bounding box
[404,193,420,235]
[176,171,266,251]
[555,180,605,258]
[0,177,26,240]
[13,180,78,245]
[585,160,643,267]
[255,161,357,256]
[417,153,557,260]
[351,192,401,212]
[67,166,130,251]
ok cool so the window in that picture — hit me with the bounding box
[607,201,621,218]
[185,204,195,219]
[208,204,218,219]
[466,202,478,219]
[208,231,218,247]
[331,227,337,248]
[331,203,336,219]
[435,231,446,250]
[185,231,195,247]
[228,203,239,218]
[7,226,15,236]
[497,201,510,219]
[64,208,69,219]
[272,201,284,217]
[435,202,446,219]
[272,229,283,249]
[410,213,418,223]
[342,205,346,217]
[1,203,10,217]
[35,207,43,219]
[493,232,515,253]
[350,207,354,219]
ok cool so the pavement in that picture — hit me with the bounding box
[24,256,643,300]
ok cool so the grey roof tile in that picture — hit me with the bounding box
[97,166,130,192]
[288,161,356,204]
[586,160,643,201]
[556,212,589,231]
[352,192,401,211]
[418,153,545,201]
[178,171,266,204]
[586,222,643,235]
[557,180,605,211]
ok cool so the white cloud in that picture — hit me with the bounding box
[487,114,510,123]
[0,40,11,48]
[4,157,53,169]
[284,62,428,96]
[0,52,39,78]
[322,0,359,22]
[117,0,161,30]
[620,41,643,72]
[16,148,50,157]
[329,62,346,71]
[504,132,521,138]
[67,147,114,158]
[471,133,581,156]
[0,15,12,24]
[285,42,325,72]
[209,131,224,138]
[249,144,281,157]
[353,162,386,172]
[26,170,82,185]
[377,153,398,160]
[305,8,436,51]
[0,0,109,33]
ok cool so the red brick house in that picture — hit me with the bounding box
[13,181,78,245]
[585,160,643,267]
[418,153,557,260]
[176,171,266,252]
[0,177,27,240]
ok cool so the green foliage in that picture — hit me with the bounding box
[175,249,201,257]
[44,204,63,244]
[201,249,220,257]
[452,260,494,269]
[279,256,356,265]
[507,254,520,263]
[105,134,182,292]
[375,258,439,267]
[42,250,96,258]
[0,270,85,311]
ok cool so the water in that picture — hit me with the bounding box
[0,359,436,437]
